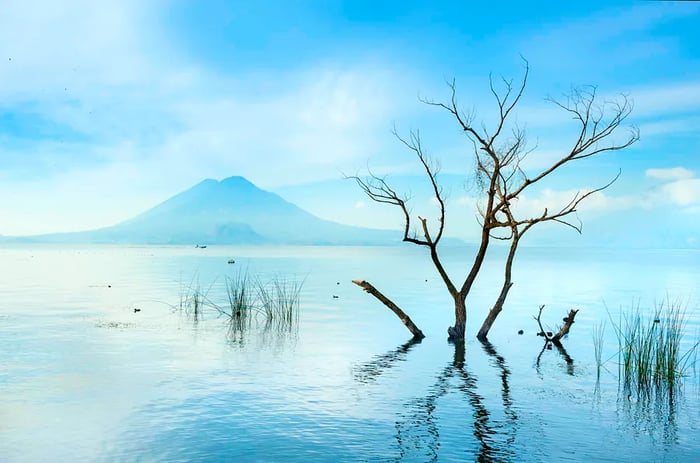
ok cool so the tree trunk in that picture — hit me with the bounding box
[447,296,466,343]
[476,235,520,340]
[476,281,513,341]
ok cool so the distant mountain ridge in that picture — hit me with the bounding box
[6,176,399,245]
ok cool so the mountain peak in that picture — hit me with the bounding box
[8,175,396,245]
[194,176,255,189]
[220,176,254,186]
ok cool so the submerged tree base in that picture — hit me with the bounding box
[448,323,466,343]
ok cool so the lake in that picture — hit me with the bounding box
[1,244,698,462]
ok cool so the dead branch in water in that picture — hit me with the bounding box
[534,304,579,346]
[352,279,425,339]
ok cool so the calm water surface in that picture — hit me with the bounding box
[1,244,699,462]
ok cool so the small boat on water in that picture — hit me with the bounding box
[195,244,207,249]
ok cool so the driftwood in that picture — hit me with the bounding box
[352,279,425,339]
[534,304,579,346]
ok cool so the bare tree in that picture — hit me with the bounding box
[350,60,639,342]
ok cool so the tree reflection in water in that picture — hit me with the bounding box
[353,337,423,384]
[535,340,575,377]
[354,340,519,462]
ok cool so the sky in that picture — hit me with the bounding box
[0,1,699,247]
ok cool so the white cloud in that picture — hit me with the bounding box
[637,117,700,137]
[645,167,694,181]
[643,168,700,208]
[0,0,424,234]
[659,178,700,206]
[456,196,475,206]
[514,78,700,141]
[508,188,639,219]
[631,81,700,119]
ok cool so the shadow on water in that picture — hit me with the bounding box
[354,340,519,462]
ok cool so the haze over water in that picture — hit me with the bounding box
[1,244,698,462]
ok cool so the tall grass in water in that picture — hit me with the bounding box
[224,272,256,336]
[610,299,698,397]
[225,272,255,314]
[592,321,606,379]
[256,276,304,330]
[176,271,304,343]
[178,277,211,322]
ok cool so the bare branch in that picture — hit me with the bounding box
[392,129,447,245]
[350,62,637,342]
[345,171,429,247]
[487,58,529,149]
[506,91,638,202]
[509,169,621,236]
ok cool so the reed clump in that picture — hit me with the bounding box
[592,321,605,379]
[178,271,304,336]
[609,299,698,396]
[224,272,255,333]
[178,277,211,322]
[256,276,303,330]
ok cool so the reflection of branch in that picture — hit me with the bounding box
[535,339,575,376]
[393,342,517,462]
[533,305,578,375]
[395,365,450,462]
[554,342,574,376]
[480,340,518,434]
[457,342,517,462]
[353,337,423,384]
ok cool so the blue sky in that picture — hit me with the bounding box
[1,1,699,247]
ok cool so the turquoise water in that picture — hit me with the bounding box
[1,244,698,462]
